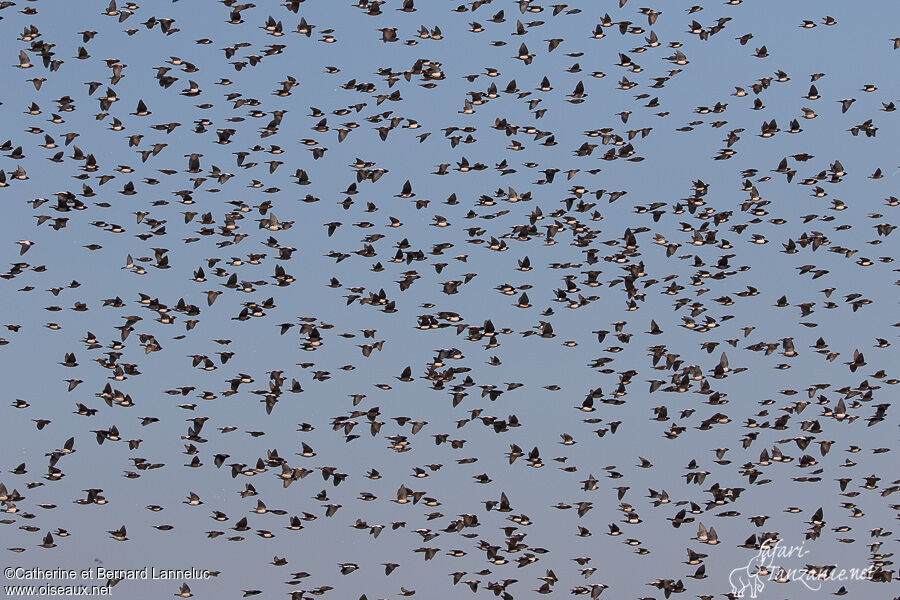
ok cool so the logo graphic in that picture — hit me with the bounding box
[728,559,765,598]
[728,540,876,597]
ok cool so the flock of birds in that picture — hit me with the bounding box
[0,0,898,598]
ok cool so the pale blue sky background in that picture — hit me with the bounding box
[0,1,897,599]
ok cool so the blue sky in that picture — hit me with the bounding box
[0,1,897,599]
